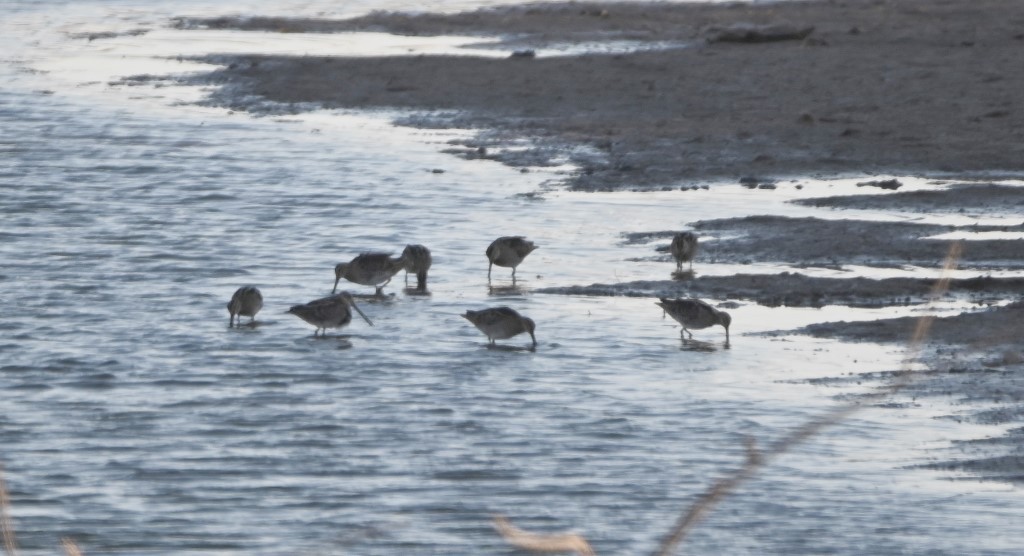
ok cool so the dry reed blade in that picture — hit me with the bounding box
[60,538,83,556]
[654,242,963,556]
[0,465,17,556]
[493,515,596,556]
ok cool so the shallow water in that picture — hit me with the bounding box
[2,1,1023,555]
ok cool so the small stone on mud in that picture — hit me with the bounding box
[856,178,902,190]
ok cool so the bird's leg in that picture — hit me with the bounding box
[404,271,410,286]
[375,285,384,296]
[686,329,694,339]
[512,266,517,284]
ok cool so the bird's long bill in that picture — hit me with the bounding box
[529,331,537,348]
[332,276,340,294]
[350,300,374,326]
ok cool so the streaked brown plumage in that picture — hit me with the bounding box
[287,292,373,337]
[670,232,699,272]
[399,244,432,290]
[656,297,731,342]
[486,236,538,283]
[333,252,404,295]
[227,286,263,327]
[462,306,537,348]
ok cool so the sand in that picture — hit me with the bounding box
[155,0,1024,480]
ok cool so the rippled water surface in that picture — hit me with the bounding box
[3,1,1023,554]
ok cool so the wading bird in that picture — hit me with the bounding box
[227,286,263,327]
[670,231,699,272]
[287,292,373,337]
[656,297,730,343]
[333,252,404,295]
[486,236,538,283]
[462,306,537,349]
[399,244,432,290]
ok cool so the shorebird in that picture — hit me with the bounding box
[486,236,538,283]
[333,252,404,295]
[670,231,699,272]
[399,244,432,290]
[656,297,731,342]
[287,292,373,337]
[227,286,263,327]
[462,306,537,348]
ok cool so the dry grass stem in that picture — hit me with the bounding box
[60,538,83,556]
[493,515,596,556]
[0,465,17,556]
[653,242,963,556]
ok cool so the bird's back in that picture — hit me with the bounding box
[487,236,537,266]
[670,232,698,262]
[400,244,432,272]
[228,286,263,316]
[289,294,351,328]
[466,306,519,327]
[464,306,521,337]
[657,298,722,329]
[346,252,403,284]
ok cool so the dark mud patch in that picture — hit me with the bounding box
[539,274,1024,308]
[627,215,1024,269]
[795,182,1024,214]
[798,300,1024,346]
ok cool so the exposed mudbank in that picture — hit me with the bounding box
[799,301,1024,346]
[794,182,1024,213]
[626,215,1024,269]
[539,274,1024,308]
[160,0,1024,190]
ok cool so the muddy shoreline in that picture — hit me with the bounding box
[173,0,1024,189]
[153,0,1024,481]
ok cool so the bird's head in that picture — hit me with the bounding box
[719,311,732,331]
[332,262,349,293]
[522,317,537,347]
